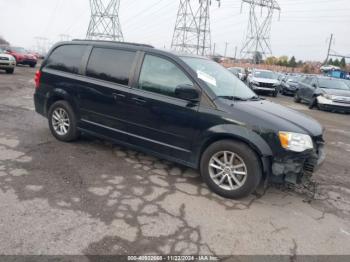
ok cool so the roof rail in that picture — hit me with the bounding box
[72,39,154,48]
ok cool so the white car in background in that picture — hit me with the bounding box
[0,48,16,74]
[248,69,280,97]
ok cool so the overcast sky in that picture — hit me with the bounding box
[0,0,349,61]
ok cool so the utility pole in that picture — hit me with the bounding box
[325,33,334,65]
[86,0,124,41]
[240,0,281,62]
[234,46,238,60]
[59,34,71,42]
[224,42,229,58]
[213,42,216,56]
[34,37,49,54]
[171,0,220,56]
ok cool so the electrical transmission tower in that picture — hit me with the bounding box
[86,0,124,41]
[240,0,281,63]
[171,0,220,56]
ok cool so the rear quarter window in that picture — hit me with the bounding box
[45,45,86,74]
[86,48,136,86]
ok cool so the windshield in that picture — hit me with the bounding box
[11,47,27,54]
[181,57,257,99]
[319,79,350,90]
[253,71,276,79]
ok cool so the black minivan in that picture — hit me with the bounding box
[34,40,325,199]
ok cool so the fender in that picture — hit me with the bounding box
[192,124,273,166]
[44,88,80,116]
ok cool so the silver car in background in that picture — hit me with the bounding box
[0,48,16,74]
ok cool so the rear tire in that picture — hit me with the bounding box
[30,63,36,68]
[200,140,262,199]
[272,91,278,97]
[6,68,14,74]
[48,101,80,142]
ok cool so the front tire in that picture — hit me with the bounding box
[294,92,301,103]
[309,97,318,110]
[48,101,80,142]
[6,68,14,74]
[200,140,262,199]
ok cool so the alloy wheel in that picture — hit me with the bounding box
[208,151,248,191]
[52,108,70,136]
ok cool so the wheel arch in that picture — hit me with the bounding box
[195,126,273,178]
[45,88,79,117]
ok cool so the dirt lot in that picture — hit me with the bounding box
[0,65,350,256]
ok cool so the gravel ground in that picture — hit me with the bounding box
[0,65,349,257]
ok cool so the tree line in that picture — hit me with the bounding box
[327,57,347,68]
[0,36,9,46]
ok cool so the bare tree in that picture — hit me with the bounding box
[0,36,10,46]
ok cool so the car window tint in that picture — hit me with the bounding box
[302,77,312,85]
[46,45,86,74]
[86,48,136,86]
[138,55,193,98]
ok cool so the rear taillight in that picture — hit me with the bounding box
[34,70,41,89]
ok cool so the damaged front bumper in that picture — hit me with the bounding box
[270,140,326,184]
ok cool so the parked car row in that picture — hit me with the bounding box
[0,48,16,74]
[226,66,350,114]
[0,46,40,74]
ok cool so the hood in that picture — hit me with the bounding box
[321,88,350,97]
[220,99,323,137]
[253,77,279,84]
[0,53,14,59]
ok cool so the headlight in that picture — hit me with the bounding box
[251,80,260,86]
[323,94,335,100]
[278,131,313,152]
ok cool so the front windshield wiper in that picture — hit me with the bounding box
[218,96,248,101]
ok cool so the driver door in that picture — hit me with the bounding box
[125,54,200,162]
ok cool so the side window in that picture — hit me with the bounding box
[46,45,86,74]
[302,77,312,85]
[86,48,136,86]
[138,55,193,98]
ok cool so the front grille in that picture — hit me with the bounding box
[259,82,275,88]
[0,57,9,61]
[0,62,9,65]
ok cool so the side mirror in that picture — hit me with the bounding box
[175,84,200,102]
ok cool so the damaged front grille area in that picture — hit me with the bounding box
[303,136,325,175]
[271,135,326,185]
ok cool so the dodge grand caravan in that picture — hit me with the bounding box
[34,40,325,199]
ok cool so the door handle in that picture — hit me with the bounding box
[113,93,126,100]
[132,97,147,105]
